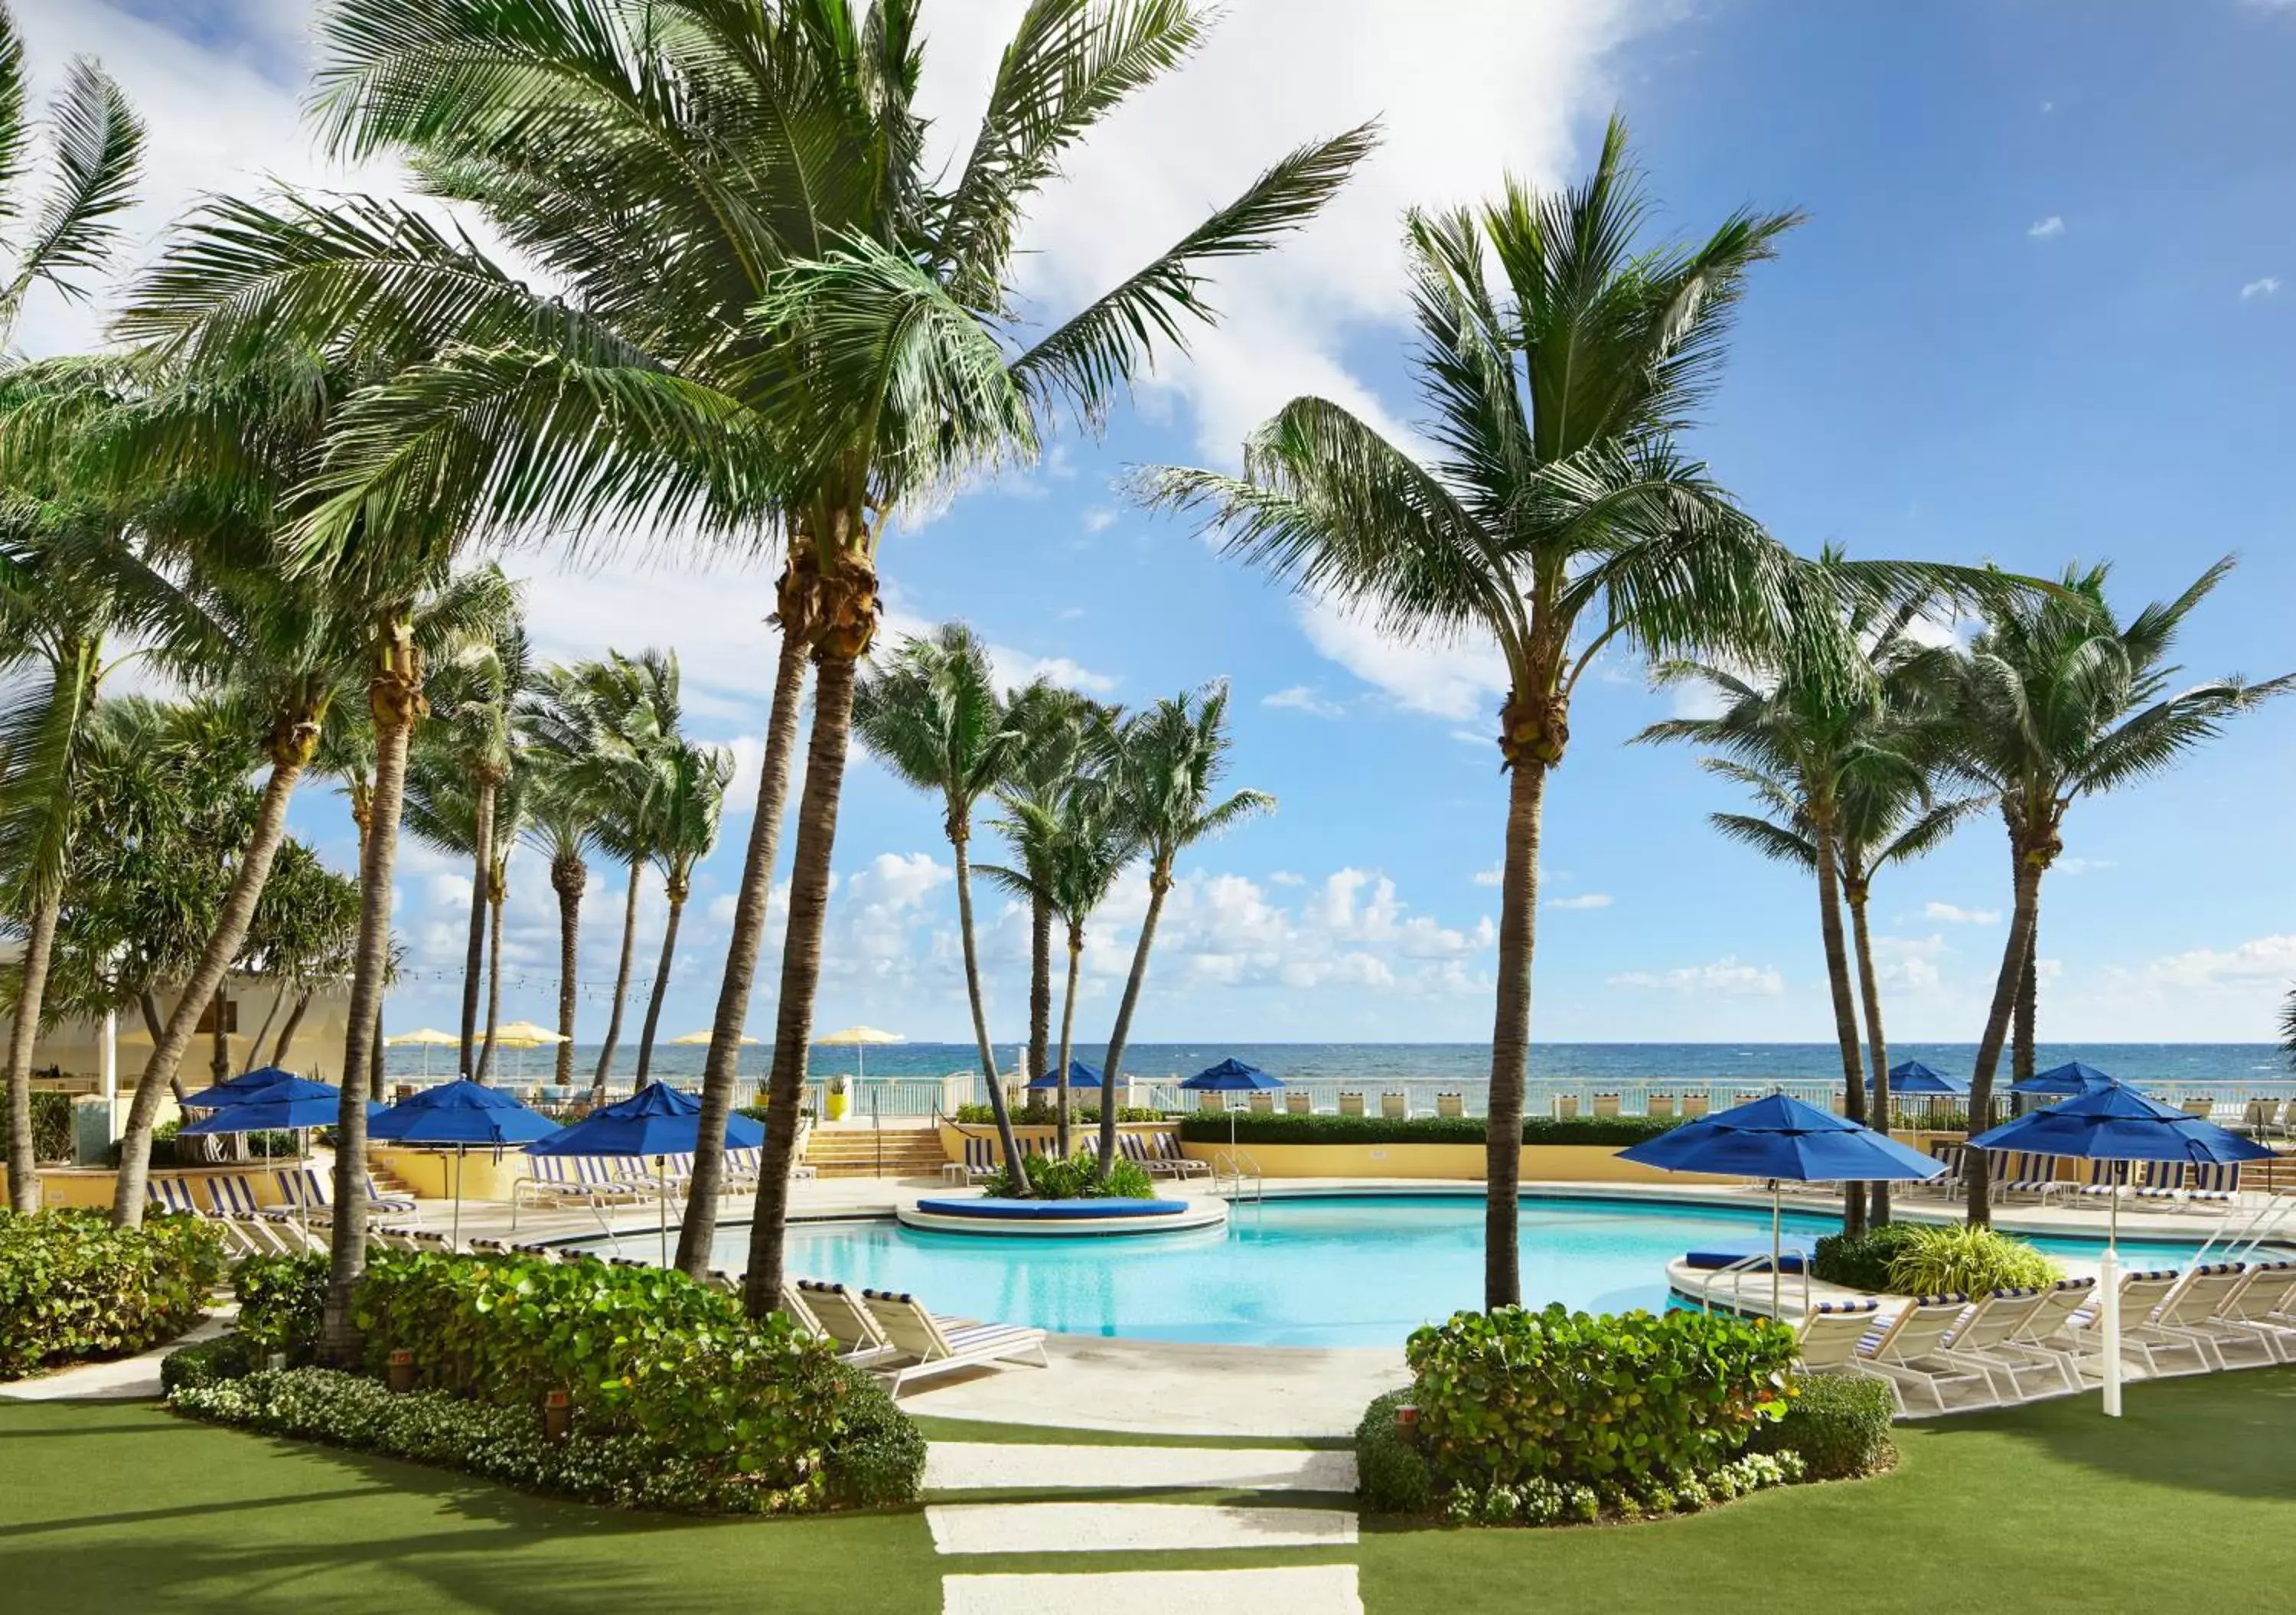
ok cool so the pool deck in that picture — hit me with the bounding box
[339,1172,2258,1437]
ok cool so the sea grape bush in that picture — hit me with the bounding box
[0,1209,226,1377]
[233,1251,328,1362]
[1404,1303,1794,1496]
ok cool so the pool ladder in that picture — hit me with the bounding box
[1212,1148,1264,1204]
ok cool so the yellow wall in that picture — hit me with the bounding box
[370,1147,523,1202]
[3,1164,303,1211]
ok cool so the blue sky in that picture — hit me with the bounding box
[18,0,2296,1048]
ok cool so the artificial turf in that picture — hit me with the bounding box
[6,1370,2295,1613]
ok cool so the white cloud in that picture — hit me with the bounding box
[1870,933,1947,993]
[1607,955,1784,997]
[2240,276,2281,301]
[1294,592,1508,721]
[1262,684,1346,718]
[1547,892,1613,911]
[2135,933,2296,993]
[2053,856,2113,876]
[1472,865,1503,888]
[1082,506,1120,533]
[1924,901,2001,925]
[2027,215,2066,240]
[1267,870,1306,887]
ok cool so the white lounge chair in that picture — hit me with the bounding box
[2141,1263,2274,1372]
[860,1288,1049,1393]
[1984,1277,2099,1396]
[1857,1294,1995,1414]
[2206,1259,2296,1363]
[2063,1268,2197,1378]
[1932,1286,2050,1401]
[1792,1300,1885,1380]
[796,1280,896,1359]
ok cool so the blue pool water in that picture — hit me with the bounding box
[700,1194,2211,1348]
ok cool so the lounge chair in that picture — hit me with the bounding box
[1196,1089,1226,1114]
[795,1280,897,1359]
[2206,1259,2296,1363]
[954,1134,1000,1183]
[1149,1131,1208,1179]
[2140,1263,2273,1372]
[1380,1093,1407,1121]
[147,1176,203,1216]
[1985,1277,2100,1397]
[1645,1094,1675,1120]
[2181,1162,2243,1209]
[1732,1091,1765,1108]
[1285,1091,1313,1115]
[2129,1159,2193,1209]
[859,1288,1049,1392]
[1791,1300,1886,1380]
[276,1166,419,1218]
[2180,1098,2215,1121]
[1932,1286,2051,1401]
[1436,1091,1463,1119]
[1336,1092,1365,1117]
[1680,1095,1709,1121]
[2062,1268,2197,1378]
[1857,1294,1995,1414]
[1991,1151,2066,1204]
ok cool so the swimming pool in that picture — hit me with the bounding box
[696,1192,2213,1348]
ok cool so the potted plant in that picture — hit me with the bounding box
[826,1074,850,1122]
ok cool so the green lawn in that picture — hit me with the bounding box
[7,1371,2296,1613]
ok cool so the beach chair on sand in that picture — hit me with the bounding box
[861,1288,1050,1393]
[1436,1092,1464,1119]
[1857,1294,1995,1415]
[1337,1092,1365,1117]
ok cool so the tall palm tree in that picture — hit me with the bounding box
[634,737,732,1088]
[145,0,1367,1318]
[1639,604,1979,1230]
[832,622,1032,1245]
[979,791,1140,1159]
[1950,560,2290,1224]
[579,650,682,1101]
[515,666,617,1088]
[1094,684,1271,1175]
[1143,122,1809,1307]
[1001,680,1104,1085]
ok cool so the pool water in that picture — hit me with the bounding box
[700,1193,2210,1349]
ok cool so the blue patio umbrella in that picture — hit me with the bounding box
[1026,1060,1103,1091]
[177,1088,376,1134]
[529,1082,765,1262]
[1874,1060,1967,1096]
[2008,1060,2123,1097]
[180,1065,313,1111]
[1971,1084,2272,1418]
[1179,1058,1286,1147]
[1619,1093,1944,1314]
[371,1078,559,1247]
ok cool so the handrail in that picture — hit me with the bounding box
[1696,1249,1808,1320]
[1211,1147,1263,1203]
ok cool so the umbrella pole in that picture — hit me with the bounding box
[657,1154,667,1268]
[2102,1184,2122,1418]
[1770,1180,1782,1319]
[452,1145,464,1251]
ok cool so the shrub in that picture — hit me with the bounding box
[1174,1112,1683,1148]
[1750,1374,1896,1480]
[1812,1222,1929,1291]
[1,1090,74,1163]
[172,1368,816,1514]
[822,1370,928,1509]
[0,1209,228,1377]
[1882,1223,2060,1297]
[160,1332,257,1394]
[1406,1304,1793,1498]
[953,1103,1163,1125]
[1355,1390,1433,1515]
[236,1251,328,1363]
[352,1248,853,1506]
[980,1148,1156,1199]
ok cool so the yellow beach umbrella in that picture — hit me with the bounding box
[385,1027,460,1077]
[816,1024,903,1082]
[670,1030,760,1046]
[491,1020,569,1047]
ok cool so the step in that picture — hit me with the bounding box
[925,1444,1358,1495]
[925,1502,1358,1556]
[943,1567,1362,1615]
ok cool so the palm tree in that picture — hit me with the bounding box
[1639,602,1979,1230]
[1002,681,1105,1082]
[144,0,1367,1318]
[402,726,524,1082]
[834,622,1032,1241]
[1143,122,1809,1307]
[579,650,683,1102]
[1094,684,1271,1175]
[1950,560,2291,1225]
[515,667,617,1088]
[634,738,732,1088]
[979,791,1140,1160]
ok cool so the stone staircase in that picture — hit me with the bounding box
[803,1124,949,1180]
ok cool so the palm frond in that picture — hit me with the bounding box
[0,58,142,329]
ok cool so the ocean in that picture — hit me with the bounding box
[468,1039,2288,1092]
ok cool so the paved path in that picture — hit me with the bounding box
[0,1310,232,1402]
[926,1434,1363,1615]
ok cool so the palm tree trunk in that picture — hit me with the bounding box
[1813,812,1868,1240]
[475,877,505,1081]
[4,886,60,1214]
[324,627,420,1365]
[1028,896,1052,1082]
[1484,756,1549,1310]
[1964,860,2043,1228]
[458,777,495,1076]
[272,988,313,1069]
[672,627,806,1277]
[1846,876,1894,1225]
[2012,915,2039,1091]
[112,755,308,1225]
[950,821,1029,1192]
[589,854,643,1100]
[1055,929,1083,1160]
[245,984,287,1075]
[207,977,233,1085]
[1098,866,1171,1176]
[742,651,858,1318]
[369,1016,385,1101]
[551,853,584,1087]
[633,886,683,1086]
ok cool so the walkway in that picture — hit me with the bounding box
[924,1431,1363,1615]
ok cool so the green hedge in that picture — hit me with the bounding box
[349,1248,917,1512]
[978,1148,1156,1199]
[2,1091,73,1163]
[1407,1303,1793,1498]
[953,1103,1164,1125]
[1174,1113,1684,1147]
[160,1332,257,1394]
[1355,1389,1433,1515]
[1814,1222,2059,1296]
[0,1209,228,1378]
[1749,1374,1896,1480]
[236,1251,328,1362]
